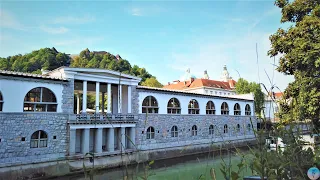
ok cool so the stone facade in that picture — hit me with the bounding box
[0,113,68,167]
[131,85,139,114]
[136,114,257,150]
[61,79,74,114]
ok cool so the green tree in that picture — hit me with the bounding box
[268,0,320,127]
[235,78,265,116]
[141,77,163,88]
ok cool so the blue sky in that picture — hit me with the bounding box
[0,0,293,91]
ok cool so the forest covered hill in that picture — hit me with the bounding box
[0,47,162,87]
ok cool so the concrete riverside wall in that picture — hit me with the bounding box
[0,113,68,168]
[136,114,257,150]
[0,137,256,180]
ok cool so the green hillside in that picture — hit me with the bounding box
[0,47,162,87]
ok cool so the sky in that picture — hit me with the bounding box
[0,0,294,92]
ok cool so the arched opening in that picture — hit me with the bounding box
[247,124,251,132]
[146,126,155,139]
[224,124,228,134]
[0,91,3,111]
[221,102,229,115]
[191,125,197,136]
[30,130,48,148]
[24,87,57,112]
[234,103,241,115]
[209,125,214,135]
[206,101,215,114]
[167,98,181,114]
[188,99,199,114]
[237,124,241,132]
[171,126,178,137]
[245,104,251,115]
[142,96,158,113]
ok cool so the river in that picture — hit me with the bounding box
[55,134,316,180]
[56,148,252,180]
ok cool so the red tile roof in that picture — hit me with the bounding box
[163,78,236,90]
[274,92,283,98]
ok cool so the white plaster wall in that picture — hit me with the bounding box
[264,100,277,119]
[0,79,64,112]
[138,91,254,116]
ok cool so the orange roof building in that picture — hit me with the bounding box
[163,66,237,96]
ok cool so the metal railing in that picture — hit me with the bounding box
[69,113,138,121]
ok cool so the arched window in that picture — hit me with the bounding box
[237,124,241,132]
[167,98,181,114]
[234,103,241,115]
[171,126,178,137]
[146,127,155,139]
[30,130,48,148]
[0,92,3,112]
[142,96,158,114]
[221,102,229,115]
[206,101,215,114]
[245,104,251,115]
[247,124,251,132]
[24,87,57,112]
[209,125,214,135]
[224,124,228,134]
[188,99,199,114]
[191,125,197,136]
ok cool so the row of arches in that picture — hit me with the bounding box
[142,96,252,116]
[0,87,58,112]
[145,123,253,139]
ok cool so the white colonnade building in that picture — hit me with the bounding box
[47,67,140,155]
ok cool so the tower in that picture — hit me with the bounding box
[221,65,230,82]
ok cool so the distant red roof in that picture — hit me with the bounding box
[274,92,283,98]
[163,78,236,90]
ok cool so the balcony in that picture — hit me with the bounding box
[69,114,138,124]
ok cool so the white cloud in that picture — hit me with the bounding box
[0,10,25,30]
[40,25,69,34]
[127,5,166,17]
[130,8,143,16]
[168,32,294,92]
[53,15,95,24]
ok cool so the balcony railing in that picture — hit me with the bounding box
[69,113,138,122]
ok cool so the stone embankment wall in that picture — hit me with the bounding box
[136,114,257,150]
[0,113,69,168]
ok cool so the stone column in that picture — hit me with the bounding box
[94,128,103,153]
[129,127,135,149]
[96,82,100,113]
[121,127,126,151]
[101,92,105,114]
[82,81,87,114]
[107,83,111,113]
[81,128,90,154]
[127,85,132,113]
[107,128,114,152]
[76,94,80,114]
[69,129,76,155]
[118,84,122,114]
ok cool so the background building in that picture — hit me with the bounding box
[164,65,237,96]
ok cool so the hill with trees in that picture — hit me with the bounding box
[0,47,163,87]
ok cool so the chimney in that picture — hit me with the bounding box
[168,82,171,85]
[190,77,195,83]
[228,79,235,88]
[203,70,209,79]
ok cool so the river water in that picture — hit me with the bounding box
[56,135,316,180]
[57,148,252,180]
